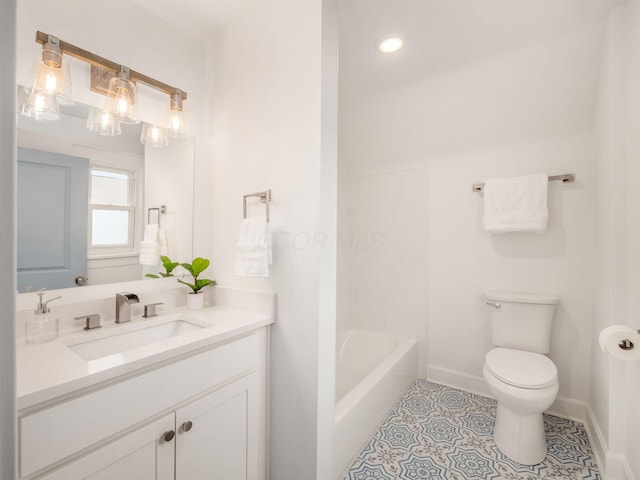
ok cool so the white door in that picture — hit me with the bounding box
[175,374,257,480]
[17,147,89,291]
[38,413,175,480]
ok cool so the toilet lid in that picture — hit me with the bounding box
[485,348,557,389]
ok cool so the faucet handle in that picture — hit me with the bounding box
[75,314,101,330]
[143,302,164,318]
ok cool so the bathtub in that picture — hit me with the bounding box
[333,329,418,478]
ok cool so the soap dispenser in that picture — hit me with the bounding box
[25,290,62,343]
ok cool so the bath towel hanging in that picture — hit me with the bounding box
[482,173,549,234]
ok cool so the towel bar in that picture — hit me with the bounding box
[472,174,575,192]
[243,190,271,222]
[147,205,166,225]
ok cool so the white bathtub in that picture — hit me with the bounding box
[333,329,418,478]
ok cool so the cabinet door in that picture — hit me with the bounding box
[37,413,175,480]
[175,374,257,480]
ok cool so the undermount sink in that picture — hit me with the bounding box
[67,319,207,361]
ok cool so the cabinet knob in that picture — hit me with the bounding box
[163,430,175,442]
[182,421,193,432]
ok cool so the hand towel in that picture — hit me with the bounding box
[157,226,168,257]
[483,173,549,234]
[234,217,272,277]
[139,224,160,265]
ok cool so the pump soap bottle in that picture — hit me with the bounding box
[26,291,62,343]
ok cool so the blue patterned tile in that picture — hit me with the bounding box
[420,418,463,444]
[398,456,446,479]
[459,412,494,436]
[345,381,601,480]
[448,449,502,479]
[380,424,419,450]
[347,463,396,480]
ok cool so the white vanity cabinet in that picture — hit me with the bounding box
[19,328,268,480]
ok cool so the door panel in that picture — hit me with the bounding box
[17,147,89,291]
[38,413,175,480]
[176,375,255,480]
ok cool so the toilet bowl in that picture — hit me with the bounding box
[483,347,558,465]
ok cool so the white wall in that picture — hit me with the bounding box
[338,169,429,374]
[592,2,640,479]
[339,13,605,407]
[207,1,336,478]
[0,1,17,477]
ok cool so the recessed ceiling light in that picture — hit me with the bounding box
[377,33,404,53]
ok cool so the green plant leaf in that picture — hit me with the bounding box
[195,279,216,290]
[180,263,195,277]
[177,278,197,292]
[145,273,160,279]
[161,256,179,274]
[191,257,210,277]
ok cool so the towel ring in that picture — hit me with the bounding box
[243,190,271,222]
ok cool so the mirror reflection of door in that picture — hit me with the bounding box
[17,147,89,291]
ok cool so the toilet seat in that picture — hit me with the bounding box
[485,348,557,389]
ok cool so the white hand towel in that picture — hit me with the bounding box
[157,226,168,257]
[483,173,549,234]
[234,217,272,277]
[139,224,160,265]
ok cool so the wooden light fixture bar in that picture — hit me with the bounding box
[35,31,188,100]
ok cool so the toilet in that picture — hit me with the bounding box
[483,291,560,465]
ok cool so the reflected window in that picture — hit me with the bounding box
[88,167,136,253]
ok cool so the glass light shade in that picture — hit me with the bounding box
[25,46,73,106]
[86,107,122,136]
[104,75,139,124]
[18,87,60,121]
[141,123,169,148]
[166,108,189,138]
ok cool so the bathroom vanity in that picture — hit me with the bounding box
[16,290,273,480]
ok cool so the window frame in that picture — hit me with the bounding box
[88,166,137,253]
[71,144,144,260]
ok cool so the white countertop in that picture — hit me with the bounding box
[17,304,273,410]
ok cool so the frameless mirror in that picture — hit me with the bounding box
[16,89,195,292]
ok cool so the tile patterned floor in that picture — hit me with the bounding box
[344,380,601,480]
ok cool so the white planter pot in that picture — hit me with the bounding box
[186,292,205,310]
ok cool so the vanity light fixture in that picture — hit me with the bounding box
[377,33,404,53]
[166,89,188,138]
[18,34,73,120]
[86,107,122,136]
[104,66,139,124]
[19,31,188,148]
[140,123,169,148]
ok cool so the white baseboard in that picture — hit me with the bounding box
[425,365,639,480]
[425,365,491,398]
[606,452,635,480]
[586,404,608,477]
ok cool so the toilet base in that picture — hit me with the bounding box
[494,403,547,465]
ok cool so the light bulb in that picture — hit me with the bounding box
[45,72,57,92]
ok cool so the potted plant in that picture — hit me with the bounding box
[145,255,179,278]
[178,257,216,310]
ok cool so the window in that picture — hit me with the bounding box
[88,166,136,255]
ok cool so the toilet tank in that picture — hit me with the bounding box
[485,291,559,354]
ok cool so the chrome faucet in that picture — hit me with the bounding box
[115,292,139,324]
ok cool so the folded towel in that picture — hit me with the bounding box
[139,224,160,265]
[234,217,272,277]
[483,173,549,234]
[158,226,168,256]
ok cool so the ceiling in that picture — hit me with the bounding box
[129,0,253,38]
[338,0,628,95]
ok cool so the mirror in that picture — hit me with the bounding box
[16,91,195,292]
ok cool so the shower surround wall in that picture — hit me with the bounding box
[338,6,607,423]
